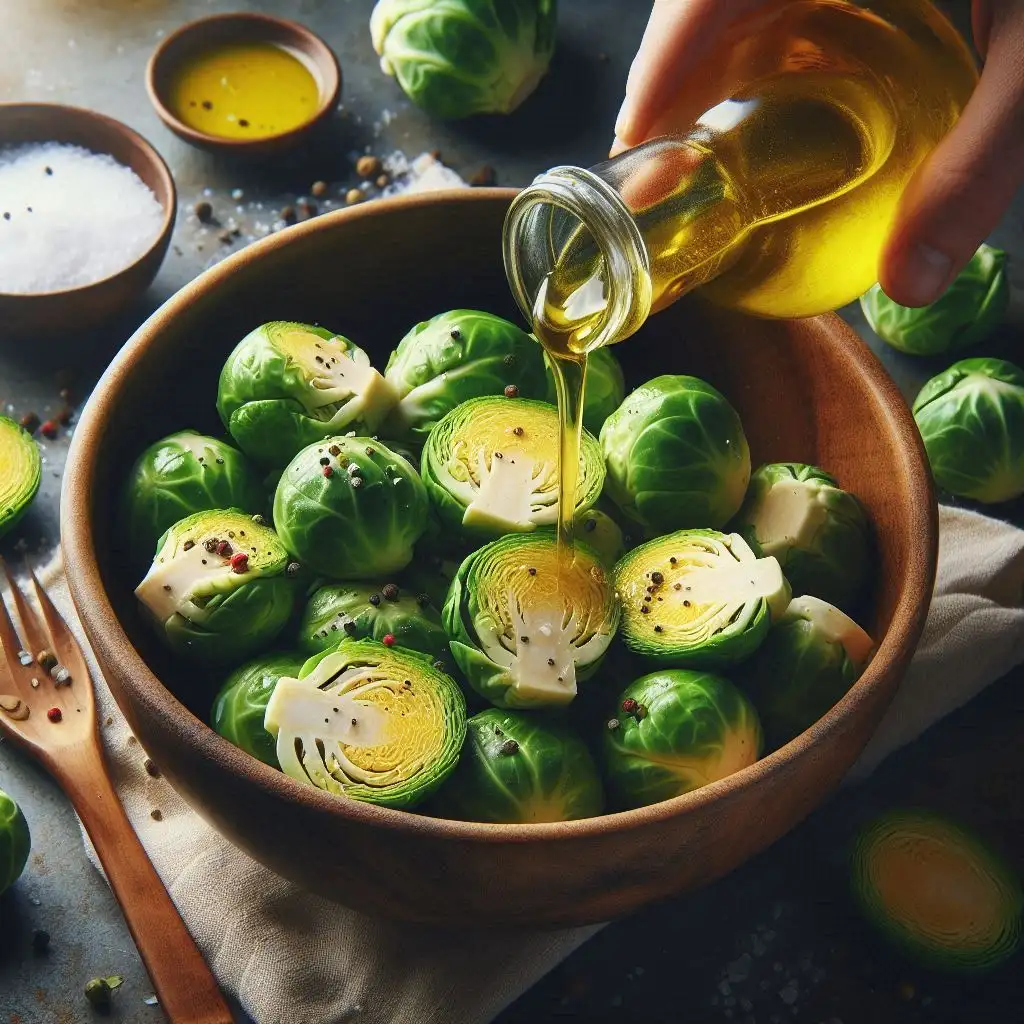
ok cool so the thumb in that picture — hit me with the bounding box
[878,4,1024,307]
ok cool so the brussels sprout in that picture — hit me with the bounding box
[381,309,549,443]
[422,396,604,539]
[400,552,463,611]
[135,509,295,665]
[211,650,306,768]
[851,810,1023,974]
[736,595,873,750]
[601,375,751,534]
[435,708,604,823]
[217,321,398,469]
[443,532,619,709]
[0,415,41,540]
[913,358,1024,503]
[265,638,467,809]
[604,669,762,808]
[0,788,30,895]
[730,462,871,612]
[615,530,789,669]
[118,431,267,568]
[273,435,429,579]
[370,0,557,120]
[543,347,626,436]
[860,244,1009,356]
[298,580,450,662]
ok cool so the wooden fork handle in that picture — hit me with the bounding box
[63,745,235,1024]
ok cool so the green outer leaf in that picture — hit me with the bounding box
[604,669,762,809]
[0,788,31,894]
[729,462,870,612]
[381,309,548,443]
[0,416,42,540]
[273,435,428,579]
[860,244,1009,355]
[600,374,751,534]
[433,708,604,823]
[210,650,306,768]
[851,809,1024,974]
[912,357,1024,503]
[543,346,626,436]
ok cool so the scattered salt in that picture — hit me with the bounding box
[0,142,164,293]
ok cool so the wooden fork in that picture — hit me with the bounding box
[0,556,234,1024]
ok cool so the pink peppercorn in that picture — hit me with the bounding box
[230,552,249,574]
[382,634,395,647]
[47,707,62,723]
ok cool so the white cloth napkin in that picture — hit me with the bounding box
[41,504,1024,1024]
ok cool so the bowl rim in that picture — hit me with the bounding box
[144,11,342,154]
[61,187,937,844]
[0,101,177,301]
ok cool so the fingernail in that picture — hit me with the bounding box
[899,243,954,306]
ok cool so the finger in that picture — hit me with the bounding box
[879,5,1024,306]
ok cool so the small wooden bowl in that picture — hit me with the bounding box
[62,190,937,928]
[0,103,176,339]
[146,13,342,157]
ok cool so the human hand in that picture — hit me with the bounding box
[612,0,1024,308]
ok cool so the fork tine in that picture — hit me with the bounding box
[26,566,75,656]
[1,557,50,661]
[0,557,27,663]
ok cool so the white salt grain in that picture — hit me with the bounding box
[0,142,164,294]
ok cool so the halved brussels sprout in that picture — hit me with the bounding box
[443,532,619,708]
[422,396,604,538]
[211,650,306,768]
[0,415,41,540]
[604,669,762,808]
[736,595,874,750]
[381,309,548,443]
[543,347,626,436]
[273,435,429,579]
[860,244,1009,356]
[298,580,450,663]
[118,431,267,568]
[852,810,1024,974]
[913,357,1024,503]
[217,322,398,469]
[264,639,467,809]
[370,0,557,119]
[0,787,30,895]
[135,509,295,665]
[434,708,604,823]
[601,375,751,534]
[730,462,871,612]
[615,530,789,669]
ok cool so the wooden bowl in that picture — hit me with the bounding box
[0,103,176,339]
[62,190,936,928]
[146,13,342,157]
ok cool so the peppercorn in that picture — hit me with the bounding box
[40,419,59,439]
[286,562,302,578]
[252,514,267,526]
[621,697,639,714]
[280,205,297,225]
[37,649,57,671]
[512,426,524,436]
[311,180,328,198]
[382,634,395,647]
[150,809,163,821]
[322,465,334,478]
[47,707,62,722]
[351,476,363,488]
[376,173,390,188]
[356,154,383,179]
[469,165,497,187]
[417,593,431,608]
[369,593,381,606]
[328,444,341,456]
[19,411,40,434]
[504,384,519,398]
[343,620,358,636]
[215,540,233,557]
[382,583,400,602]
[319,456,330,466]
[193,200,214,223]
[607,718,620,731]
[499,739,519,756]
[144,758,161,778]
[346,188,365,205]
[230,552,249,574]
[651,571,664,585]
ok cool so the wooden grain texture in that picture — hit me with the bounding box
[60,190,937,928]
[0,102,176,338]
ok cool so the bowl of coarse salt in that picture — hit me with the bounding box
[0,103,176,338]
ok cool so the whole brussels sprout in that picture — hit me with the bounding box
[601,375,751,534]
[913,358,1024,504]
[298,580,450,663]
[381,309,549,443]
[422,396,604,539]
[735,596,874,751]
[860,244,1009,356]
[0,415,41,540]
[135,509,295,665]
[211,650,306,768]
[0,788,30,895]
[265,638,467,809]
[443,531,619,709]
[730,462,871,612]
[604,669,762,808]
[543,347,626,436]
[118,431,267,569]
[217,321,398,469]
[615,530,789,670]
[370,0,557,119]
[434,708,604,823]
[273,435,429,579]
